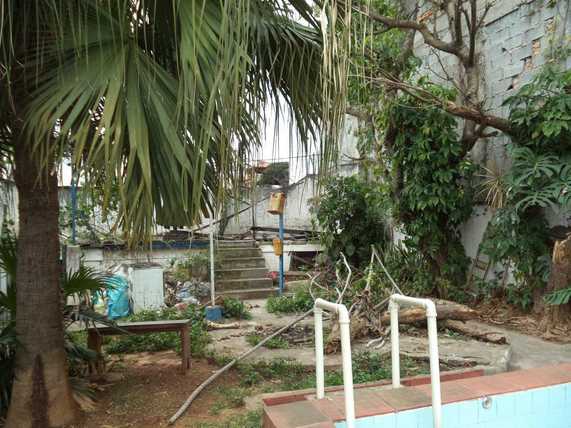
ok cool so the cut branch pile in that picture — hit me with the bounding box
[318,248,506,352]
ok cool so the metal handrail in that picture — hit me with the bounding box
[389,294,442,428]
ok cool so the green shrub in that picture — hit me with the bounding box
[266,288,313,314]
[106,306,209,356]
[222,297,252,320]
[311,176,389,267]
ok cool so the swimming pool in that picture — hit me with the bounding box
[335,383,571,428]
[263,364,571,428]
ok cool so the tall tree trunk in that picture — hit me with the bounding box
[539,234,571,333]
[6,141,77,427]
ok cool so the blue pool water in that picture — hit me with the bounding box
[335,383,571,428]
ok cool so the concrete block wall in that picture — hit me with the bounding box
[411,0,571,268]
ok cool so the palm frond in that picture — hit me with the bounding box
[62,265,109,299]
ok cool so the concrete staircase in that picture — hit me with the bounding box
[216,240,278,299]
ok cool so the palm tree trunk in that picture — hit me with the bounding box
[6,141,77,427]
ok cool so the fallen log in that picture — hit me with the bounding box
[380,299,477,324]
[206,321,240,330]
[442,320,509,344]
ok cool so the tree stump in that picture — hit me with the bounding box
[540,234,571,332]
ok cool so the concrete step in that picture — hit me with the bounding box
[217,277,274,291]
[217,248,261,259]
[217,240,257,248]
[219,257,266,269]
[218,287,279,299]
[216,267,268,280]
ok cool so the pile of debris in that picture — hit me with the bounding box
[164,279,210,307]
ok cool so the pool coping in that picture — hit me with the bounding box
[262,363,571,428]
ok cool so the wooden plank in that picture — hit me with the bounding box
[88,319,191,335]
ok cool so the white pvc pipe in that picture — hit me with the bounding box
[389,294,441,428]
[209,217,216,307]
[314,307,325,399]
[314,298,355,428]
[389,300,400,388]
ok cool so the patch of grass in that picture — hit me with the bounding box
[105,306,209,356]
[266,288,313,314]
[222,297,252,320]
[192,410,262,428]
[235,353,430,392]
[245,333,289,349]
[209,386,248,415]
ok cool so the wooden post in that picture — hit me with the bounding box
[87,329,105,375]
[181,324,191,374]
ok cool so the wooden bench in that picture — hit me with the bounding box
[87,319,192,375]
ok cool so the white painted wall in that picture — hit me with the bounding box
[259,242,322,271]
[81,246,207,272]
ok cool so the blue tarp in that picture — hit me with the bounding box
[105,275,131,319]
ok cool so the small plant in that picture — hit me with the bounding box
[175,252,210,281]
[245,333,289,349]
[266,288,314,314]
[222,297,252,320]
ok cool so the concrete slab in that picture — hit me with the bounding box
[206,300,511,373]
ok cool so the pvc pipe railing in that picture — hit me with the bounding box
[389,294,442,428]
[314,298,355,428]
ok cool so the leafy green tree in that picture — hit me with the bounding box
[0,1,330,425]
[312,176,388,267]
[384,84,475,297]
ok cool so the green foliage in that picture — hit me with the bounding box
[258,162,289,187]
[222,298,252,320]
[382,82,474,294]
[62,265,110,300]
[312,176,388,267]
[245,333,289,349]
[505,65,571,153]
[266,287,314,314]
[2,2,328,242]
[480,207,550,310]
[347,0,419,107]
[545,287,571,306]
[480,65,571,308]
[508,147,571,212]
[105,307,209,356]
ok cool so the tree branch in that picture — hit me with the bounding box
[370,76,513,136]
[346,105,370,121]
[352,1,469,63]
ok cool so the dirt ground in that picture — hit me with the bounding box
[477,299,571,342]
[72,352,251,428]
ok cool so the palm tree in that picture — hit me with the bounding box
[0,1,334,426]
